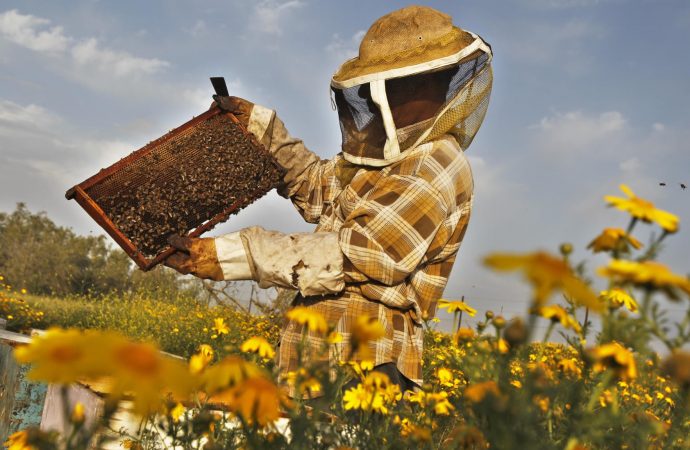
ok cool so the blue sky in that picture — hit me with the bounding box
[1,0,689,332]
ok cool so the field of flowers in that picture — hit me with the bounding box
[3,184,690,450]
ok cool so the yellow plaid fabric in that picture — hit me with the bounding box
[261,115,474,388]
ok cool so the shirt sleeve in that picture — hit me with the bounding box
[339,174,451,287]
[247,104,336,224]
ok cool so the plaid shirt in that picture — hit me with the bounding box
[252,111,473,388]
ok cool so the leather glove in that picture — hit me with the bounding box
[164,235,225,281]
[210,95,254,128]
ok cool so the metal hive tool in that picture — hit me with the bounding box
[65,78,284,271]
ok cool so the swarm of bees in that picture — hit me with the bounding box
[87,114,283,257]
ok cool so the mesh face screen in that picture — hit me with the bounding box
[386,52,490,151]
[425,62,493,149]
[84,113,282,258]
[333,83,387,161]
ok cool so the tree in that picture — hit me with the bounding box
[0,204,190,297]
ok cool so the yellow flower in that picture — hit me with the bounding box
[212,318,229,335]
[13,328,105,383]
[484,252,601,311]
[4,428,55,450]
[535,305,582,334]
[587,227,643,253]
[170,403,185,423]
[437,367,454,386]
[396,416,432,441]
[327,331,343,344]
[71,402,85,424]
[438,299,477,316]
[202,356,263,394]
[343,372,400,415]
[453,327,475,344]
[557,358,582,378]
[189,344,214,374]
[427,391,454,415]
[534,395,550,413]
[598,259,690,300]
[121,439,143,450]
[285,306,328,334]
[108,341,193,415]
[20,288,27,294]
[591,341,637,381]
[240,336,275,359]
[13,327,192,412]
[215,376,284,426]
[599,289,638,312]
[343,383,369,411]
[496,338,510,354]
[605,184,679,233]
[350,360,375,378]
[298,376,322,395]
[464,381,500,403]
[351,316,385,358]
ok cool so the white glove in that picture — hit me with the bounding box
[215,226,345,297]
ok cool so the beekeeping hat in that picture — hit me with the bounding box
[331,5,493,167]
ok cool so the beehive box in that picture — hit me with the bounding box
[66,107,283,270]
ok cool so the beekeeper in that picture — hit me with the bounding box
[166,5,493,393]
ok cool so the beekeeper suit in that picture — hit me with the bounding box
[166,5,493,393]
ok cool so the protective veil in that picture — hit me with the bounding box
[331,6,493,166]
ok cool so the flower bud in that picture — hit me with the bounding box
[559,243,573,256]
[503,318,527,349]
[661,351,690,390]
[492,316,506,329]
[485,310,494,320]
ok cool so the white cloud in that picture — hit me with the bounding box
[619,156,640,173]
[250,0,305,36]
[325,30,365,62]
[531,110,627,157]
[71,38,169,77]
[186,19,207,38]
[0,9,70,53]
[0,99,58,128]
[0,9,170,80]
[0,99,132,186]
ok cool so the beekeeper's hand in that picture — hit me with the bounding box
[164,235,224,281]
[210,96,253,128]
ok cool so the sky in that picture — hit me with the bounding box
[1,0,689,334]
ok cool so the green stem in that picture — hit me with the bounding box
[625,217,638,236]
[586,371,614,412]
[543,321,555,343]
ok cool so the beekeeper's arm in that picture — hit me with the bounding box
[214,96,334,224]
[165,170,452,298]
